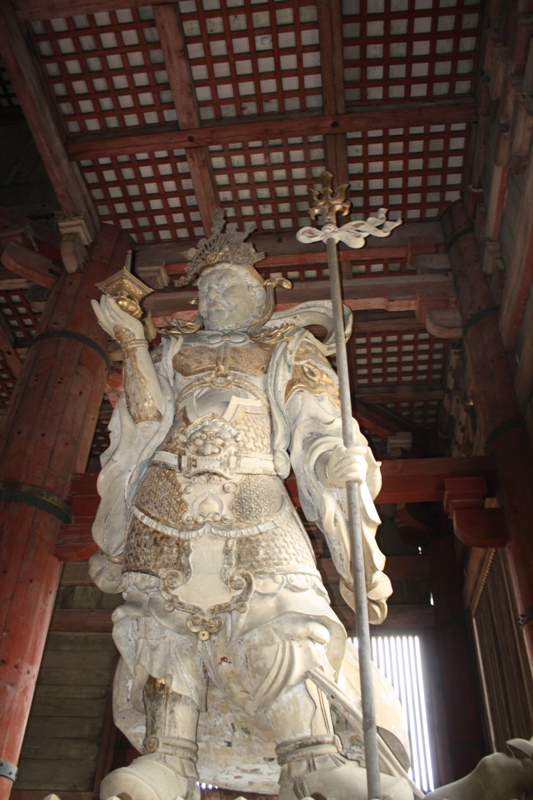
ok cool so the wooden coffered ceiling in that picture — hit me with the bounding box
[0,0,484,454]
[0,0,481,242]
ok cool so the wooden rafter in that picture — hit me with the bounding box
[0,1,98,234]
[154,4,217,232]
[66,101,478,160]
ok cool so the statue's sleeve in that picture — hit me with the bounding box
[89,336,180,592]
[282,334,392,624]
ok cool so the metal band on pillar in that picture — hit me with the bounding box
[445,224,474,252]
[0,480,73,524]
[27,329,111,370]
[462,305,500,336]
[0,761,17,783]
[485,416,527,451]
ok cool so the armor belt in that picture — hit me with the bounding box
[152,449,276,476]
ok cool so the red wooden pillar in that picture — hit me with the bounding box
[427,533,486,778]
[0,224,131,800]
[442,201,533,670]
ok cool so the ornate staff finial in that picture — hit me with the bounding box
[308,171,351,226]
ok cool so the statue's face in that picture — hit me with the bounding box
[198,264,264,331]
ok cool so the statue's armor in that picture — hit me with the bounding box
[122,335,320,640]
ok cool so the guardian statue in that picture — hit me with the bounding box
[90,214,533,800]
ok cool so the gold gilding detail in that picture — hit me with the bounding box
[123,515,192,579]
[135,463,188,524]
[174,341,273,378]
[285,363,340,406]
[294,339,334,370]
[114,326,163,423]
[308,171,351,226]
[97,267,153,319]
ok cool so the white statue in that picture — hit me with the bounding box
[89,213,533,800]
[89,213,416,800]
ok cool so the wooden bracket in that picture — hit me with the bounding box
[444,476,509,547]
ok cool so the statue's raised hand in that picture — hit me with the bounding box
[91,295,145,343]
[326,445,368,488]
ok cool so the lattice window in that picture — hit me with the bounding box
[347,122,468,220]
[343,0,481,105]
[78,150,203,242]
[210,134,325,232]
[30,7,175,134]
[0,58,19,109]
[181,0,322,120]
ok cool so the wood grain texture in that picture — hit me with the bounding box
[0,225,131,788]
[66,102,478,160]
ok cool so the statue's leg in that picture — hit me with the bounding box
[242,615,414,800]
[100,677,201,800]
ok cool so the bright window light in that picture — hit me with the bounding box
[370,635,435,792]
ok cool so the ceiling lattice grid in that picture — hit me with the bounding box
[78,148,203,242]
[343,0,481,105]
[12,0,483,244]
[180,0,323,119]
[29,6,175,135]
[346,122,468,221]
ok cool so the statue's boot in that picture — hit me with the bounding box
[276,734,414,800]
[100,678,200,800]
[269,680,413,800]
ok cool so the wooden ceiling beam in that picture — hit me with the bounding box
[317,0,345,118]
[317,0,348,185]
[144,274,456,318]
[1,240,60,288]
[141,244,411,274]
[66,101,478,160]
[154,4,217,232]
[0,1,98,236]
[14,0,177,21]
[355,383,444,405]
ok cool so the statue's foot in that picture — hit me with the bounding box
[99,753,201,800]
[277,735,413,800]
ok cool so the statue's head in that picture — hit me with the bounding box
[198,262,266,332]
[171,210,290,336]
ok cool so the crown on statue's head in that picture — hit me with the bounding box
[173,208,266,287]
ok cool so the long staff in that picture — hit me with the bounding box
[296,173,403,800]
